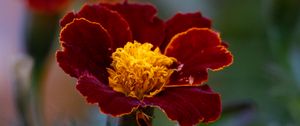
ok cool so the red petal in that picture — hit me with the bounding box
[101,2,164,46]
[161,12,211,51]
[60,4,132,49]
[60,12,76,27]
[77,74,141,116]
[56,18,112,83]
[143,85,221,126]
[165,28,233,86]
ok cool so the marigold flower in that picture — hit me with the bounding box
[56,1,233,126]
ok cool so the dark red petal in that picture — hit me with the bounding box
[101,2,164,46]
[189,46,233,70]
[168,70,208,87]
[60,12,76,27]
[56,18,112,83]
[165,28,233,86]
[77,74,141,116]
[143,85,221,126]
[160,12,211,51]
[60,4,132,49]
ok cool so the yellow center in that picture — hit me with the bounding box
[107,41,176,99]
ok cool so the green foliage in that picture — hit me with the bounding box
[151,0,300,125]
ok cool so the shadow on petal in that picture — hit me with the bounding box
[60,4,132,49]
[165,28,233,86]
[161,12,211,51]
[143,85,221,126]
[101,2,164,46]
[57,18,112,83]
[76,74,141,117]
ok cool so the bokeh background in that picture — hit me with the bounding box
[1,0,300,126]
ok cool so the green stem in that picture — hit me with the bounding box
[29,64,45,126]
[24,11,60,126]
[15,80,30,126]
[118,107,154,126]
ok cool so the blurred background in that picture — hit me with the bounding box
[0,0,300,126]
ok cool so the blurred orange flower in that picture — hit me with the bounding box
[26,0,71,13]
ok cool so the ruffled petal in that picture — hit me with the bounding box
[60,4,132,49]
[143,85,221,126]
[56,18,112,83]
[165,28,233,86]
[160,12,211,51]
[101,2,164,46]
[60,12,76,27]
[77,74,141,116]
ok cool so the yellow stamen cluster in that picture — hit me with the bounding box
[107,41,176,99]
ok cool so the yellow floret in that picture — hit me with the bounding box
[107,41,176,99]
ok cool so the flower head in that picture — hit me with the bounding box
[107,41,176,99]
[57,1,233,126]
